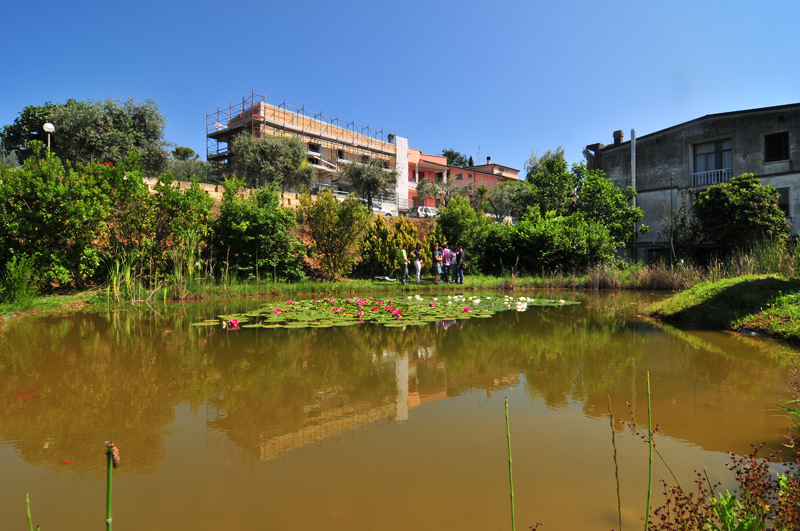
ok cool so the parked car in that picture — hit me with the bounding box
[407,206,439,218]
[358,199,381,214]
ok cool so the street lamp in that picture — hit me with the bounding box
[670,171,675,266]
[43,123,55,151]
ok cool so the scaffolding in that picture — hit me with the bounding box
[206,91,398,181]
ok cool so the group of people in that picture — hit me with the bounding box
[399,242,465,285]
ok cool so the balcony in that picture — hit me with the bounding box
[691,168,732,187]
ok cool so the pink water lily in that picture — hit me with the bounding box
[463,307,471,312]
[228,319,240,330]
[357,311,364,318]
[332,307,341,312]
[430,301,436,307]
[285,300,293,305]
[358,304,364,309]
[371,307,378,311]
[312,299,317,303]
[272,308,282,314]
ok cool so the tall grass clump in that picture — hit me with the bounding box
[0,254,39,304]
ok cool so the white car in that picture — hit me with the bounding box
[407,206,439,218]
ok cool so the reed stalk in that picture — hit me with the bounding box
[644,372,652,531]
[26,492,34,531]
[105,442,114,531]
[608,396,622,531]
[505,397,515,531]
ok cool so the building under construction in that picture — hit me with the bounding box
[207,92,409,210]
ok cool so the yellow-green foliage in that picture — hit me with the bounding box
[357,216,403,277]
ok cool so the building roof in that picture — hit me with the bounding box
[590,102,800,152]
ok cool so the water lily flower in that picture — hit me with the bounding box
[286,300,293,305]
[463,307,471,312]
[324,297,329,302]
[430,302,436,307]
[357,311,364,318]
[332,307,340,312]
[358,304,364,309]
[228,319,240,330]
[272,308,282,314]
[371,307,378,311]
[312,299,317,303]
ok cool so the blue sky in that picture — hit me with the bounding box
[2,0,798,170]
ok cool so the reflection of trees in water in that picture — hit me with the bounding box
[0,311,220,478]
[1,293,794,474]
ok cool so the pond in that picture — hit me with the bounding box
[0,291,797,530]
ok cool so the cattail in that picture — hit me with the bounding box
[105,441,120,468]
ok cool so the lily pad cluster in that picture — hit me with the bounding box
[194,294,579,330]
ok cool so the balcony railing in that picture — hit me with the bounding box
[691,168,732,187]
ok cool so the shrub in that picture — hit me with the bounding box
[693,173,788,254]
[215,177,305,281]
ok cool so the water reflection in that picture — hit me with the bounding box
[0,291,796,480]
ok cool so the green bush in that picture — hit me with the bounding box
[693,173,788,254]
[215,177,305,281]
[0,253,38,303]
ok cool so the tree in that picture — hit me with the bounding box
[484,181,535,222]
[172,146,198,161]
[437,195,480,248]
[524,148,577,215]
[524,146,566,178]
[442,149,469,168]
[693,173,788,253]
[571,165,643,246]
[0,143,113,287]
[49,98,170,175]
[468,155,474,166]
[231,134,317,192]
[342,160,398,211]
[214,176,305,281]
[298,190,370,280]
[416,174,468,207]
[1,102,60,163]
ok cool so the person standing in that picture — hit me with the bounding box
[442,243,451,283]
[450,244,459,284]
[433,244,442,285]
[399,242,410,285]
[456,245,465,284]
[413,243,423,283]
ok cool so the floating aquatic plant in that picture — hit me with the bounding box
[193,294,579,330]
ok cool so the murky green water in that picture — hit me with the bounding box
[1,291,797,529]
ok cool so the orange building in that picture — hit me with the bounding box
[408,151,521,208]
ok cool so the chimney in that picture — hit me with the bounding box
[613,130,624,145]
[487,156,492,164]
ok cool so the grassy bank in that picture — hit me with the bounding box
[646,274,800,342]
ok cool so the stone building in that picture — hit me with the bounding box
[586,103,800,261]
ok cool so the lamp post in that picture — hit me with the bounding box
[43,123,55,151]
[670,171,675,267]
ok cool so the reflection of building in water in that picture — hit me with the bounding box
[249,344,517,462]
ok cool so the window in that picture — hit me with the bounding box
[692,139,733,186]
[337,149,346,160]
[455,173,463,181]
[468,173,473,179]
[778,187,790,217]
[361,155,370,164]
[765,132,790,162]
[308,142,321,154]
[694,139,732,173]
